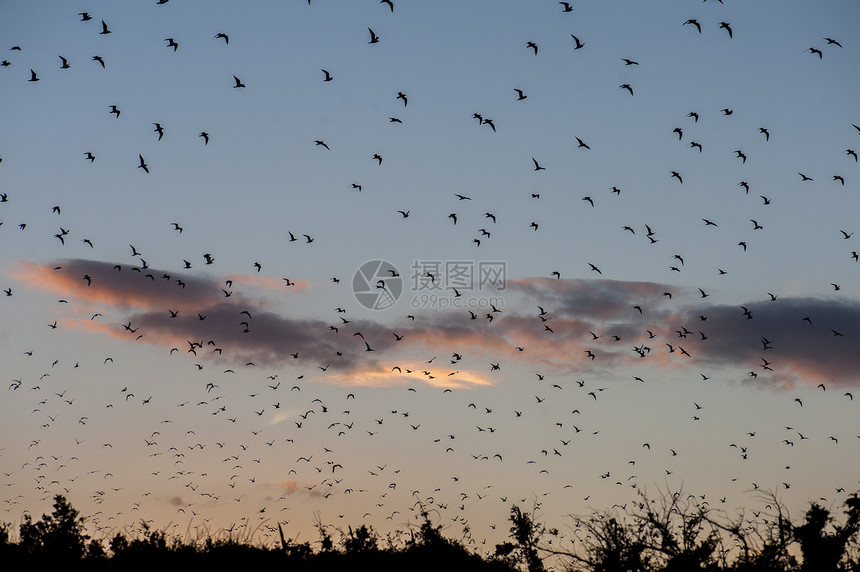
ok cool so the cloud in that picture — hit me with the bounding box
[12,259,232,311]
[672,297,860,388]
[226,273,310,292]
[318,361,495,389]
[15,261,860,388]
[272,479,323,498]
[508,277,679,321]
[276,480,301,494]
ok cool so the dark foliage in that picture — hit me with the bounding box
[2,492,860,571]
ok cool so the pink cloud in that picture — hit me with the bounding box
[14,262,860,388]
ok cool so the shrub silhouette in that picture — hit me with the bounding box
[3,491,860,570]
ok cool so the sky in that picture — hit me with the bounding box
[1,0,859,558]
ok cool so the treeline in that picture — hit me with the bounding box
[1,490,859,571]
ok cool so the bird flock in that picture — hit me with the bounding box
[1,0,858,556]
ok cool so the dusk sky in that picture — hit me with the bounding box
[1,0,859,557]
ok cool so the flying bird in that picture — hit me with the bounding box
[232,75,245,88]
[368,28,380,44]
[137,154,149,173]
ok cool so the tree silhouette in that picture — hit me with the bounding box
[18,494,89,560]
[4,491,860,570]
[794,494,860,572]
[495,505,548,572]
